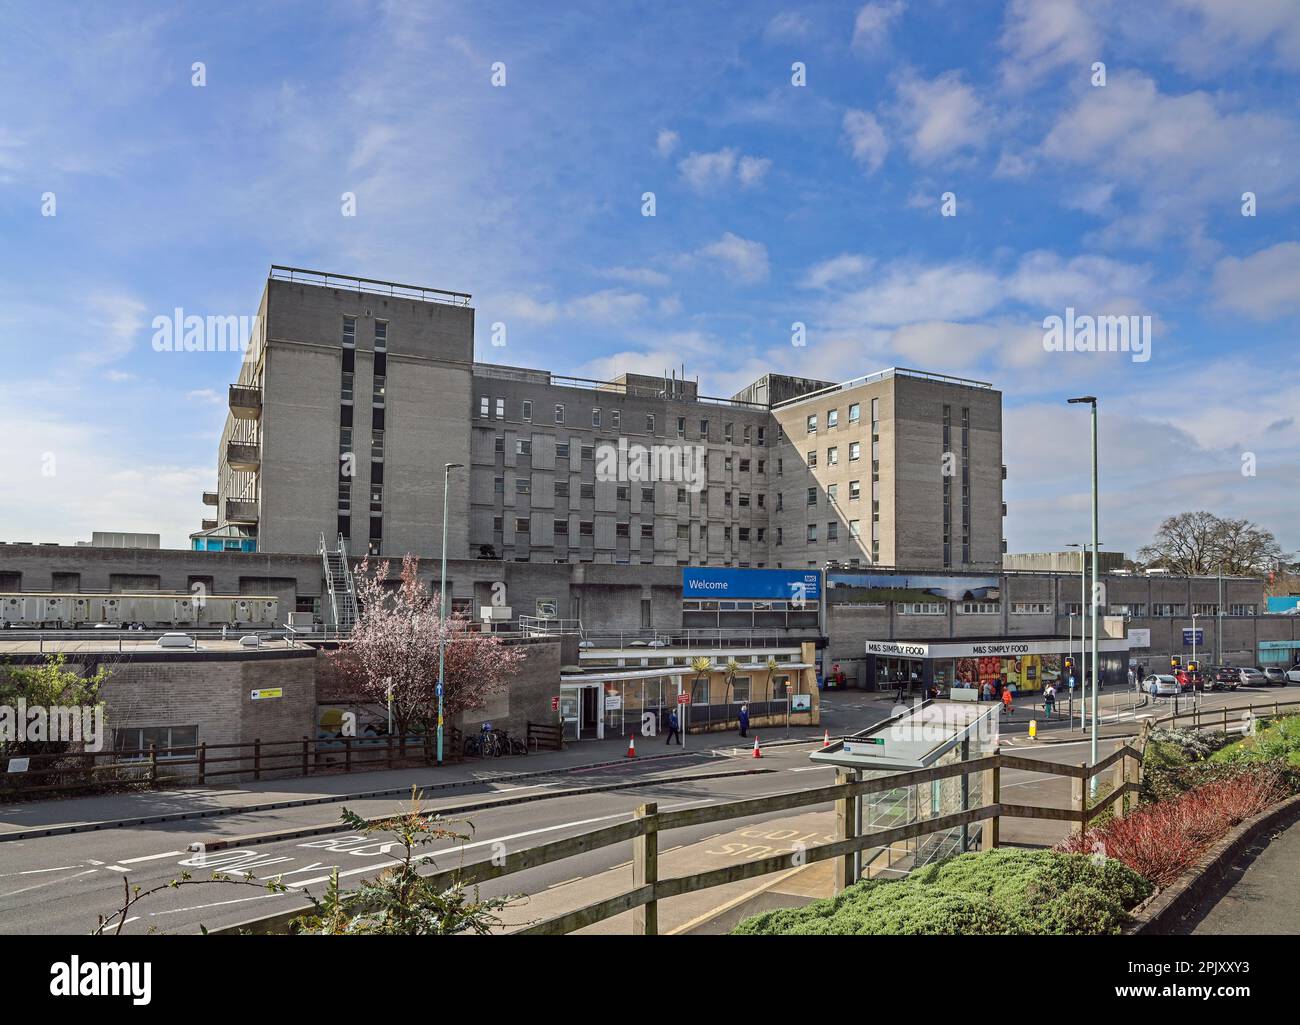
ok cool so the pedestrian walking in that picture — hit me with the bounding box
[1043,684,1056,720]
[738,703,749,738]
[1001,686,1014,719]
[665,707,681,745]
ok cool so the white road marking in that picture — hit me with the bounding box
[788,765,832,773]
[120,851,184,865]
[105,865,130,873]
[491,783,550,794]
[148,891,288,917]
[5,866,82,876]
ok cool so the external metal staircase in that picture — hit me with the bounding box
[320,532,359,635]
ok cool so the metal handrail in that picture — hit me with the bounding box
[269,265,471,305]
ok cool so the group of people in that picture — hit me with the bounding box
[662,703,752,745]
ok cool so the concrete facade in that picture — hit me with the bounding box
[201,267,1006,572]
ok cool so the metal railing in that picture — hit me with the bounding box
[269,265,471,306]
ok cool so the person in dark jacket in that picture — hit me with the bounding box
[738,704,750,738]
[665,708,681,745]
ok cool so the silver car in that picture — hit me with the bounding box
[1238,667,1267,686]
[1146,674,1180,697]
[1262,667,1286,685]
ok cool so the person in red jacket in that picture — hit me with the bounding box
[1001,686,1014,718]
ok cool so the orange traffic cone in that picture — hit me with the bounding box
[626,735,636,758]
[752,735,762,758]
[822,729,830,748]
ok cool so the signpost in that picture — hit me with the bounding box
[250,688,282,701]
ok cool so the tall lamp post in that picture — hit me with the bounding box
[437,462,464,767]
[1067,540,1103,729]
[1068,396,1100,795]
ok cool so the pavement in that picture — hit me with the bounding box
[1180,815,1300,936]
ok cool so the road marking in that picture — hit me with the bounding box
[788,765,832,773]
[120,851,184,865]
[491,783,551,794]
[5,865,82,876]
[148,891,288,917]
[105,865,130,873]
[546,877,582,890]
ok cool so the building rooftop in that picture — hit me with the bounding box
[269,265,472,306]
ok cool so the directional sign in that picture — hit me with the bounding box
[250,688,282,700]
[435,683,444,698]
[551,696,560,711]
[1182,629,1204,646]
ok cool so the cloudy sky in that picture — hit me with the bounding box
[0,0,1297,557]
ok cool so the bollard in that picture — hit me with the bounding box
[1028,718,1037,741]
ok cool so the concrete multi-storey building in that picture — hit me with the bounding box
[199,267,1005,572]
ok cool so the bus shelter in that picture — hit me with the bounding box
[809,701,1002,880]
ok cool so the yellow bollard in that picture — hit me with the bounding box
[1028,719,1038,741]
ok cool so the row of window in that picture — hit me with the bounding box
[339,316,390,554]
[494,518,771,544]
[805,398,877,435]
[495,436,767,476]
[806,440,868,467]
[478,398,767,446]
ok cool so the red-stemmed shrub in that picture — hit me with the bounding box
[1057,766,1287,888]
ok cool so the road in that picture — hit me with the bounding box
[0,685,1287,934]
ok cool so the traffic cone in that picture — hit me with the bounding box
[752,735,762,758]
[626,735,636,758]
[822,729,830,748]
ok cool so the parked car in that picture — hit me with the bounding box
[1146,674,1180,697]
[1262,666,1287,686]
[1174,668,1204,693]
[1286,665,1300,685]
[1209,666,1239,691]
[1237,666,1267,686]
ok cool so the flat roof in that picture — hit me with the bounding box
[810,700,1000,771]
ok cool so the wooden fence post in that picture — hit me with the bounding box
[982,759,1000,850]
[834,769,858,892]
[632,802,659,936]
[254,738,262,781]
[197,742,206,785]
[1071,763,1087,835]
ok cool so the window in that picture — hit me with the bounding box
[776,527,783,546]
[806,414,817,434]
[827,446,838,466]
[515,478,530,494]
[516,439,532,456]
[827,408,838,429]
[555,403,565,424]
[522,400,532,422]
[806,524,818,542]
[369,484,383,512]
[611,410,621,429]
[848,402,860,424]
[849,480,861,501]
[1152,603,1187,617]
[757,528,766,543]
[479,396,490,418]
[827,522,838,541]
[807,450,817,468]
[616,522,630,538]
[341,372,354,402]
[113,725,198,759]
[849,442,861,461]
[515,517,529,533]
[738,492,750,507]
[776,492,783,511]
[342,316,356,347]
[641,486,654,503]
[743,425,751,444]
[554,519,569,535]
[740,458,750,472]
[641,523,654,538]
[724,490,733,507]
[592,408,602,428]
[1012,602,1052,614]
[372,375,386,404]
[374,320,387,350]
[807,487,817,506]
[492,516,503,532]
[337,481,351,512]
[1229,604,1257,616]
[371,430,384,460]
[581,444,594,460]
[1107,603,1146,617]
[646,413,656,433]
[677,487,687,502]
[555,481,570,498]
[849,519,860,538]
[739,527,750,542]
[700,418,710,439]
[757,493,765,508]
[557,441,570,459]
[677,416,686,437]
[494,397,504,419]
[580,521,595,536]
[725,456,734,472]
[827,483,838,503]
[677,524,690,540]
[959,601,1000,615]
[1192,603,1218,616]
[616,485,629,501]
[724,423,733,443]
[581,482,595,499]
[494,436,504,453]
[757,426,765,446]
[899,602,944,615]
[493,475,505,493]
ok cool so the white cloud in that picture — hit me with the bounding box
[600,266,671,288]
[765,11,812,41]
[656,129,679,158]
[999,0,1103,87]
[1169,0,1300,73]
[1211,242,1300,319]
[185,388,222,404]
[495,289,650,325]
[803,253,872,290]
[894,71,988,163]
[678,147,770,191]
[842,109,889,172]
[851,1,905,52]
[694,232,770,284]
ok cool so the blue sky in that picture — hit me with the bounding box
[1,0,1298,557]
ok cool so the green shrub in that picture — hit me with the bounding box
[732,849,1151,936]
[1209,716,1300,770]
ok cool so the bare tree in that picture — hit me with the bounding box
[1137,512,1282,576]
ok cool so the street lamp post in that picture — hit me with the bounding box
[437,462,464,767]
[1068,396,1100,795]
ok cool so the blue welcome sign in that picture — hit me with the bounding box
[681,567,821,602]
